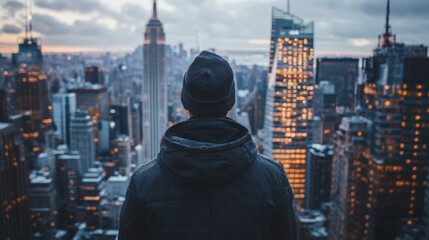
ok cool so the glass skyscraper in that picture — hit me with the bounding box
[263,7,314,207]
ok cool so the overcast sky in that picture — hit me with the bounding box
[0,0,428,57]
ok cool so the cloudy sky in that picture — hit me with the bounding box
[0,0,428,57]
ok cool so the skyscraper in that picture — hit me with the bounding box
[143,0,167,162]
[13,37,51,131]
[0,122,30,240]
[358,1,429,238]
[329,116,370,240]
[315,58,359,111]
[70,110,95,175]
[52,93,76,145]
[263,7,314,207]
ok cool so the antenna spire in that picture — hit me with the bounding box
[287,0,290,13]
[385,0,390,36]
[152,0,157,19]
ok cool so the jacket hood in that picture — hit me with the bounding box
[158,117,257,189]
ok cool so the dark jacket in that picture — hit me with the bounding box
[119,117,297,240]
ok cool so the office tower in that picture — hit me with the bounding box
[263,7,314,207]
[81,168,106,231]
[70,110,95,175]
[97,119,112,154]
[315,58,358,110]
[307,144,333,210]
[110,104,131,139]
[329,116,370,240]
[296,210,328,240]
[29,169,57,237]
[358,1,429,238]
[0,123,30,240]
[114,135,131,176]
[67,84,109,143]
[56,150,80,227]
[52,93,76,145]
[131,101,142,145]
[246,85,264,135]
[312,81,338,144]
[13,37,51,131]
[85,66,105,85]
[143,0,167,162]
[134,144,144,168]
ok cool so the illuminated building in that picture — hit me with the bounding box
[114,135,131,176]
[67,84,109,146]
[307,144,333,210]
[56,150,80,228]
[81,168,105,231]
[143,0,167,162]
[312,81,338,144]
[358,1,429,239]
[13,37,51,131]
[52,93,76,146]
[70,110,95,175]
[329,116,370,240]
[263,6,314,207]
[110,104,131,140]
[29,169,57,237]
[315,58,358,111]
[0,122,30,240]
[85,66,105,85]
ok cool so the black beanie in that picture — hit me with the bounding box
[181,51,235,117]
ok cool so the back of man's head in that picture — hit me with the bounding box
[181,51,235,118]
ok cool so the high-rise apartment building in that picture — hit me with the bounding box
[56,150,80,228]
[143,0,167,162]
[114,135,131,176]
[329,116,370,240]
[52,93,76,145]
[263,7,314,207]
[81,168,106,231]
[0,122,30,240]
[307,144,333,210]
[70,110,95,175]
[29,169,57,236]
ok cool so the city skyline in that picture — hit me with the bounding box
[0,0,428,57]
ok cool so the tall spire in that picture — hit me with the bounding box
[24,0,33,39]
[378,0,395,48]
[152,0,157,19]
[287,0,290,13]
[385,0,390,36]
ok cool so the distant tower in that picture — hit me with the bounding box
[70,110,95,175]
[143,0,167,162]
[13,0,50,131]
[52,93,76,145]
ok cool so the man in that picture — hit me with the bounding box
[119,51,297,239]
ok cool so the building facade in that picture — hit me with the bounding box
[263,7,314,207]
[143,0,167,162]
[70,110,95,175]
[52,93,76,146]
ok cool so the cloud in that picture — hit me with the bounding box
[0,0,428,55]
[3,1,24,16]
[1,24,22,34]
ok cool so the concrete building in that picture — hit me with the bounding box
[70,110,95,175]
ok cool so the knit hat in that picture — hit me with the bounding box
[181,51,235,117]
